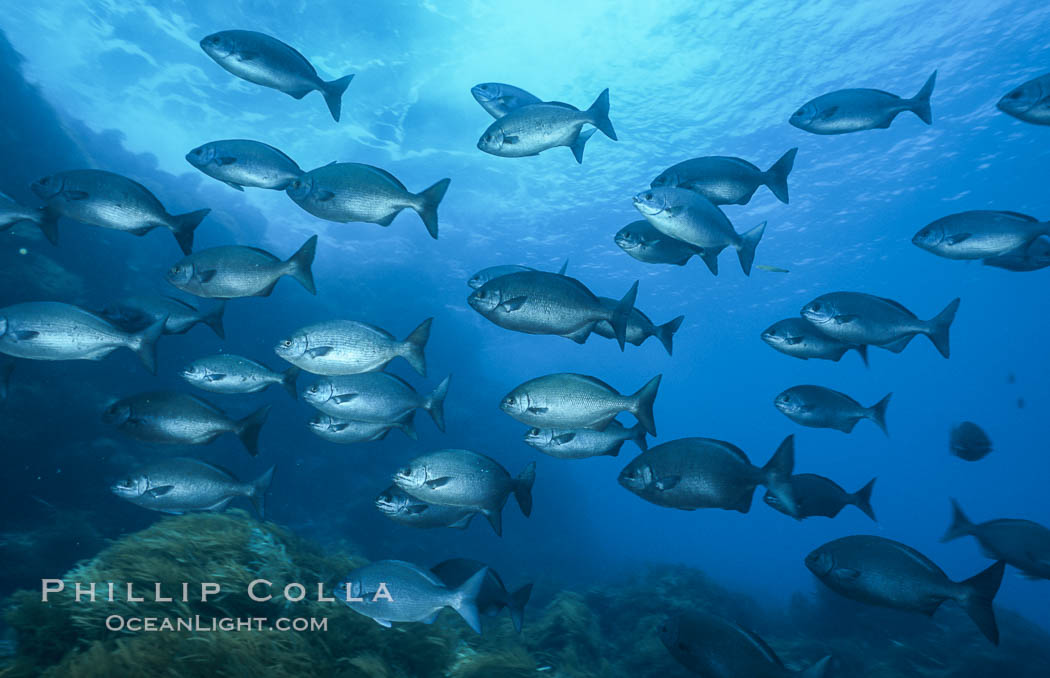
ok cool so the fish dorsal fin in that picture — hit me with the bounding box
[731,622,785,667]
[384,560,446,587]
[357,164,407,191]
[995,211,1038,222]
[888,541,944,576]
[703,438,751,465]
[875,296,917,319]
[240,246,280,261]
[177,457,237,479]
[564,373,617,394]
[258,142,301,170]
[160,295,199,311]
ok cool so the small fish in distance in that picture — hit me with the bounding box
[0,191,57,244]
[375,486,476,530]
[111,457,273,518]
[764,474,877,522]
[181,355,299,399]
[790,71,936,134]
[200,30,353,121]
[167,235,317,299]
[471,82,543,118]
[761,318,868,366]
[102,295,225,339]
[774,385,891,435]
[949,421,992,461]
[614,220,703,266]
[524,420,648,459]
[651,148,797,205]
[310,414,417,444]
[186,139,302,191]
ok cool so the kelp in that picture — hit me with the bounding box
[4,513,1050,677]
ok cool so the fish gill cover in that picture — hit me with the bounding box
[0,0,1049,676]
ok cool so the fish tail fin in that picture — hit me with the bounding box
[285,234,318,295]
[397,411,418,440]
[868,392,892,436]
[610,280,639,351]
[202,300,226,339]
[941,497,976,542]
[957,560,1005,645]
[764,147,797,204]
[280,366,300,400]
[796,656,833,678]
[854,344,869,367]
[0,361,13,400]
[321,74,354,122]
[236,405,271,457]
[169,208,210,255]
[450,566,488,633]
[508,582,534,633]
[514,461,536,517]
[36,208,60,245]
[629,374,662,436]
[852,477,878,522]
[630,422,649,451]
[131,315,166,375]
[585,88,617,140]
[735,221,766,276]
[400,317,433,376]
[655,315,684,356]
[569,127,597,164]
[909,70,937,125]
[925,297,959,358]
[414,178,451,239]
[248,465,275,519]
[423,375,451,432]
[760,435,798,517]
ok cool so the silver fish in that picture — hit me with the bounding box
[913,211,1050,260]
[997,71,1050,126]
[286,163,450,239]
[309,413,416,443]
[0,301,165,374]
[774,385,891,435]
[111,457,273,517]
[468,271,637,349]
[302,372,449,432]
[102,295,225,339]
[200,30,353,121]
[801,292,959,358]
[764,474,877,522]
[337,559,487,632]
[501,373,661,435]
[618,436,797,515]
[651,148,798,205]
[806,535,1004,645]
[477,89,616,163]
[790,71,936,134]
[0,191,57,244]
[524,420,648,459]
[471,82,542,118]
[375,486,476,529]
[942,499,1050,580]
[166,235,317,299]
[185,139,302,191]
[102,391,270,456]
[393,449,535,537]
[983,237,1050,272]
[30,169,209,254]
[614,220,703,266]
[761,317,868,366]
[632,187,765,276]
[467,260,568,289]
[181,354,299,399]
[660,611,832,678]
[275,318,432,376]
[592,298,684,355]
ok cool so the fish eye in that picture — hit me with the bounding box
[1008,90,1022,99]
[810,302,821,311]
[794,108,805,117]
[644,193,653,201]
[282,339,292,347]
[309,384,318,393]
[528,428,539,435]
[398,466,411,476]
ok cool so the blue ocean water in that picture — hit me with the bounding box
[0,0,1049,665]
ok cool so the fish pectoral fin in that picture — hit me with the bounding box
[203,373,226,382]
[832,314,858,325]
[497,297,528,312]
[784,337,803,345]
[424,477,451,489]
[373,618,392,628]
[330,423,349,432]
[667,205,685,217]
[217,156,238,166]
[405,504,428,515]
[61,190,89,201]
[526,406,548,414]
[146,485,175,498]
[946,233,972,245]
[196,269,218,283]
[332,394,358,404]
[503,135,520,144]
[316,190,336,202]
[306,346,334,358]
[13,330,40,341]
[654,476,681,491]
[237,50,260,61]
[819,106,839,120]
[422,611,440,624]
[830,567,861,583]
[553,432,576,444]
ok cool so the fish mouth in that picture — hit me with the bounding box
[614,235,638,250]
[470,85,494,102]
